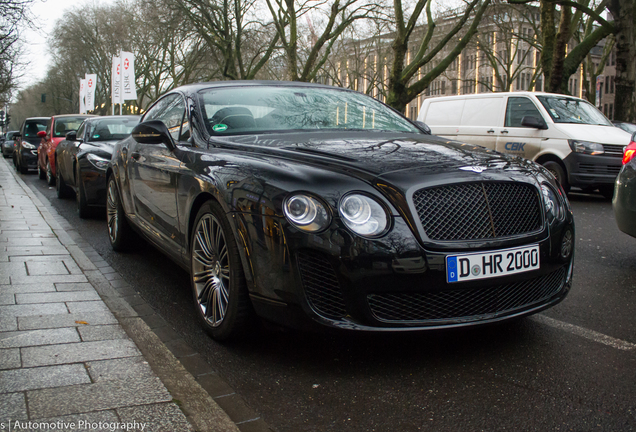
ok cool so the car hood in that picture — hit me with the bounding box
[211,131,541,183]
[551,123,632,145]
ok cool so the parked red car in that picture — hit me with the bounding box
[38,114,94,185]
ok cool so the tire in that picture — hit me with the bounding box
[46,160,55,186]
[190,201,254,341]
[598,185,615,200]
[76,164,90,219]
[542,160,570,193]
[106,176,134,251]
[19,156,27,174]
[38,161,46,179]
[55,163,73,199]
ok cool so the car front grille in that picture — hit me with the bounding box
[297,251,347,319]
[412,182,542,241]
[602,144,625,156]
[579,163,621,175]
[367,267,566,323]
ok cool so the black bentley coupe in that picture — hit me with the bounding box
[107,81,575,341]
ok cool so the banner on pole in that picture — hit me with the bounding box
[112,56,121,104]
[79,79,86,114]
[112,51,136,106]
[120,51,137,101]
[85,74,97,111]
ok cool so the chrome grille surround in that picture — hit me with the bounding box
[367,267,566,323]
[412,182,542,241]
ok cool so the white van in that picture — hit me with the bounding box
[417,92,631,197]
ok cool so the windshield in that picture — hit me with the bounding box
[537,96,611,126]
[54,117,87,137]
[86,117,139,142]
[199,86,420,136]
[23,120,47,137]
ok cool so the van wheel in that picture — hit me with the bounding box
[542,161,569,193]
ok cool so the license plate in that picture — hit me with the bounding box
[446,244,540,283]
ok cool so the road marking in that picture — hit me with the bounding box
[533,315,636,351]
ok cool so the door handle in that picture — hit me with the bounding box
[500,130,509,134]
[131,152,140,161]
[487,129,495,133]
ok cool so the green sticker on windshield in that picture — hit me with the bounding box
[213,124,228,132]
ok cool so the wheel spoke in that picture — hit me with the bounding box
[196,231,214,260]
[192,248,213,267]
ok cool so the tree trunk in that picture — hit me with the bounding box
[609,0,636,122]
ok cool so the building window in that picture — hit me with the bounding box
[451,80,457,94]
[604,104,608,115]
[609,103,613,119]
[441,81,446,95]
[611,76,615,94]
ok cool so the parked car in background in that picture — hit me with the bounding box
[13,117,49,174]
[418,92,631,198]
[613,132,636,237]
[56,115,140,218]
[2,131,18,158]
[38,114,94,185]
[612,121,636,134]
[106,81,575,341]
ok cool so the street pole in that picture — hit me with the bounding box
[119,50,123,116]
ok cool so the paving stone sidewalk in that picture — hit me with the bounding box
[0,157,238,432]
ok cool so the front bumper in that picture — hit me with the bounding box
[564,152,622,188]
[20,148,38,169]
[78,159,108,207]
[242,214,575,332]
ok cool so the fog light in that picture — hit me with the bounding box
[561,229,573,259]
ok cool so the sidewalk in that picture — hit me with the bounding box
[0,156,240,432]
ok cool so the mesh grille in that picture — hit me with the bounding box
[297,251,347,319]
[413,182,542,241]
[368,267,566,323]
[602,144,625,156]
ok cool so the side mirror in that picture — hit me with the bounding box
[521,116,548,130]
[131,121,175,150]
[65,131,77,141]
[415,121,432,135]
[37,131,46,138]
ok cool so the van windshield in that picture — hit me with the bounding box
[537,96,611,126]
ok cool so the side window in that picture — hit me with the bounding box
[505,97,543,128]
[143,94,186,141]
[76,122,86,141]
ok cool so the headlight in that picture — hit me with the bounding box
[283,194,330,232]
[22,142,36,149]
[568,140,604,155]
[87,153,110,170]
[339,194,388,237]
[541,184,564,223]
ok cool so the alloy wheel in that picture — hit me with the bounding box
[192,214,231,328]
[106,180,119,244]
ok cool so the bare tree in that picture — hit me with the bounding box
[385,0,493,112]
[170,0,279,80]
[266,0,377,81]
[0,0,34,104]
[607,0,636,121]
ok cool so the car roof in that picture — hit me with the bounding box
[52,114,96,119]
[170,80,355,94]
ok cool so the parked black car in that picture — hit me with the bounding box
[14,117,49,173]
[2,131,18,158]
[56,115,140,218]
[613,132,636,237]
[107,81,575,341]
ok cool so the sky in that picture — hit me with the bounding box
[20,0,113,89]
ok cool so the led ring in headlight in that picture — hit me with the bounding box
[541,184,564,223]
[339,194,388,237]
[283,194,330,232]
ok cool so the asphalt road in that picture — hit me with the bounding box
[20,170,636,432]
